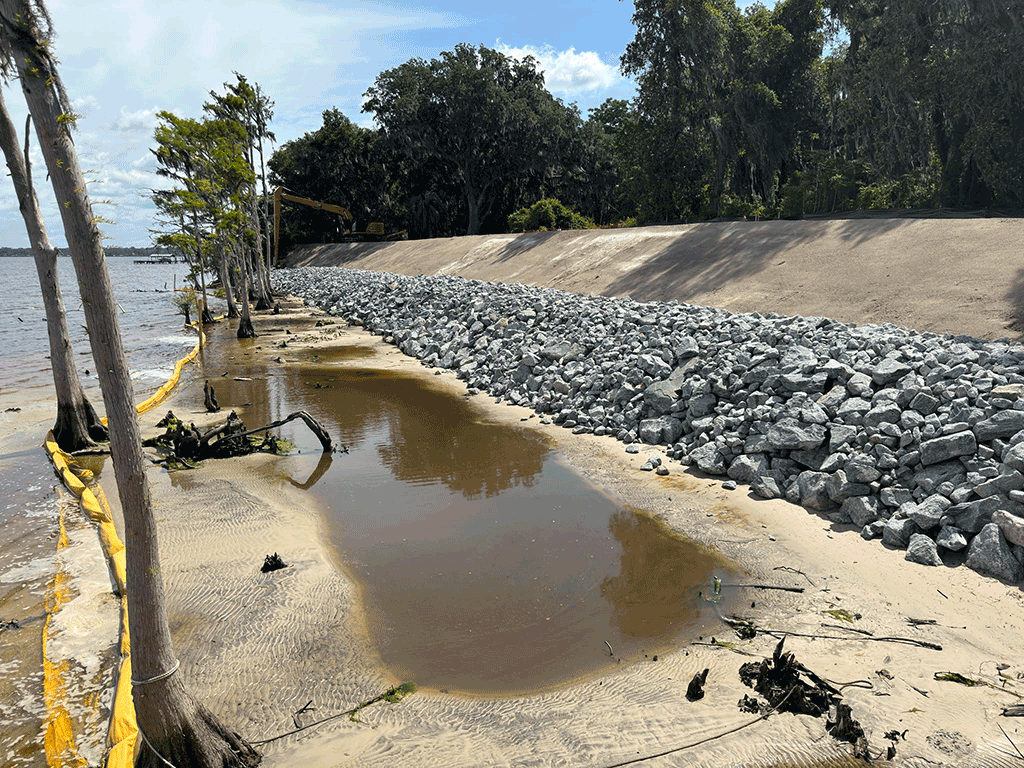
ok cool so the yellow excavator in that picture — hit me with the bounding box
[273,186,405,264]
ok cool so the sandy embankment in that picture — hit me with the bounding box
[137,297,1024,768]
[288,217,1024,342]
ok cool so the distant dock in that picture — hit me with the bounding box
[133,254,180,264]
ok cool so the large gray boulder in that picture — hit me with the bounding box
[768,419,827,450]
[844,453,881,483]
[872,357,913,385]
[966,523,1024,583]
[728,453,769,485]
[1002,441,1024,473]
[690,442,727,475]
[912,461,967,493]
[973,410,1024,442]
[882,516,920,548]
[905,533,943,566]
[795,470,837,511]
[842,496,880,527]
[949,495,1008,533]
[919,431,977,466]
[936,525,968,551]
[903,494,953,530]
[644,367,688,411]
[992,509,1024,547]
[639,416,683,445]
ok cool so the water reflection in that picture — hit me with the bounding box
[601,511,725,638]
[182,322,738,693]
[203,359,550,500]
[287,451,333,490]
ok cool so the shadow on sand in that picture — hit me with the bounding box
[605,218,914,305]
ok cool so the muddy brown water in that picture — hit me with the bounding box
[181,325,738,694]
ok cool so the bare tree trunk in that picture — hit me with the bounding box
[247,148,271,310]
[1,6,258,766]
[191,210,214,325]
[219,241,239,319]
[257,138,274,273]
[235,243,256,339]
[0,87,106,451]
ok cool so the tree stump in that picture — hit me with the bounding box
[204,380,220,412]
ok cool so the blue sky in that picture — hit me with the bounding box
[0,0,641,247]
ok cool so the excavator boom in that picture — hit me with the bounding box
[274,186,354,266]
[273,185,405,265]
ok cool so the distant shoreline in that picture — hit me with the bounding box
[0,247,184,258]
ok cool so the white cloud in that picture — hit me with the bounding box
[112,107,163,133]
[0,0,469,246]
[71,94,101,117]
[496,43,621,95]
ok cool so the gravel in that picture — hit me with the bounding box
[274,266,1024,584]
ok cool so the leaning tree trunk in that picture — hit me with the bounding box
[219,241,239,319]
[191,210,214,326]
[0,87,106,451]
[257,137,274,273]
[235,244,256,339]
[248,161,272,310]
[2,7,259,766]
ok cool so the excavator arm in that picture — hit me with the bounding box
[273,185,406,265]
[273,186,354,265]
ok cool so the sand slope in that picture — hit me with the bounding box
[287,218,1024,341]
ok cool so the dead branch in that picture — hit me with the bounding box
[757,628,942,650]
[219,410,333,453]
[723,583,805,593]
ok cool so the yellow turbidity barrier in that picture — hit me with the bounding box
[43,322,211,768]
[42,503,89,768]
[44,435,135,767]
[101,323,206,426]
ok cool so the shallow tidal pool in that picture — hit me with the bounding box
[202,335,737,694]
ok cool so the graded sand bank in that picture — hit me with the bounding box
[288,217,1024,342]
[132,300,1024,768]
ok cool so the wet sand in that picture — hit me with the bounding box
[132,300,1024,768]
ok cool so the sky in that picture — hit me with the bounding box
[0,0,641,248]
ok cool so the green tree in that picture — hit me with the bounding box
[507,198,594,232]
[621,0,733,219]
[152,112,258,338]
[622,0,827,218]
[0,2,260,765]
[205,74,276,306]
[364,44,583,236]
[268,108,396,247]
[828,0,1024,207]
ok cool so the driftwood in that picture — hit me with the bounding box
[146,409,333,464]
[739,637,870,759]
[221,410,333,453]
[686,668,709,701]
[261,553,286,573]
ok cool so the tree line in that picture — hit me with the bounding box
[271,0,1022,245]
[151,73,275,338]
